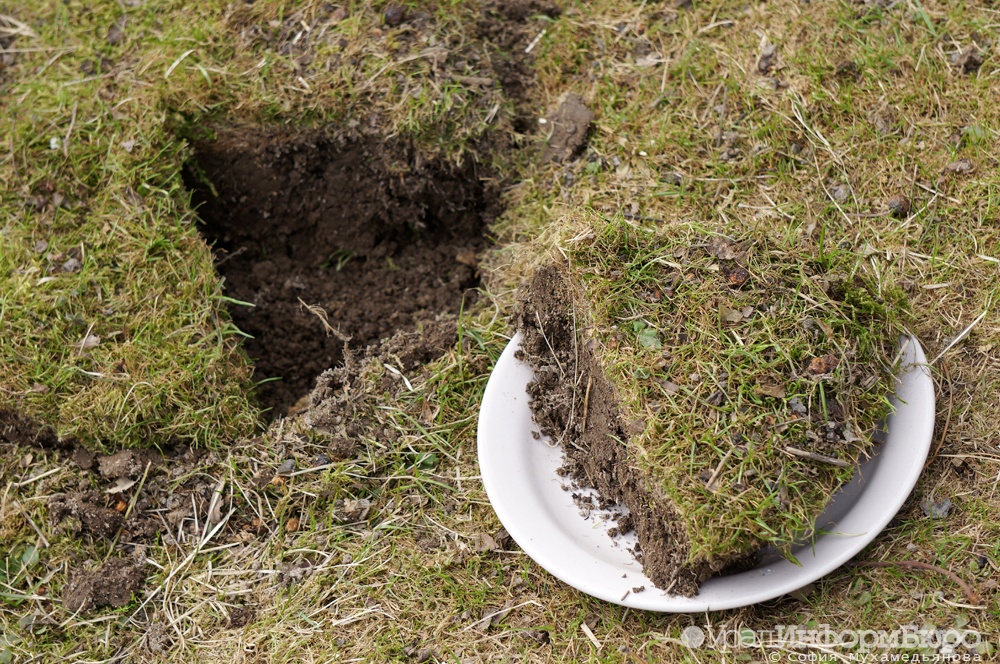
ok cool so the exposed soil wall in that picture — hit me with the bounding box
[513,265,752,595]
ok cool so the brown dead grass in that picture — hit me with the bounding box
[2,1,999,663]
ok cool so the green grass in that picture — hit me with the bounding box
[563,214,903,564]
[0,0,511,450]
[1,0,1000,662]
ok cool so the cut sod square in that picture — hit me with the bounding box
[507,218,908,596]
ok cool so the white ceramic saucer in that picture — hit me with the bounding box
[477,332,935,612]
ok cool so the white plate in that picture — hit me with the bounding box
[477,332,935,612]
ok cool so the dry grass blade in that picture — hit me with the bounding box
[782,446,852,468]
[0,14,37,39]
[459,600,542,632]
[930,307,990,365]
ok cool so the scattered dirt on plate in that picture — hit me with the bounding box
[62,557,145,613]
[186,129,501,417]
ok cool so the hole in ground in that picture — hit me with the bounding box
[185,130,499,419]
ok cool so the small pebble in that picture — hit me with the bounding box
[887,194,911,219]
[830,183,850,202]
[384,4,406,26]
[276,459,297,476]
[921,497,952,519]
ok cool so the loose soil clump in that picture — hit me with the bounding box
[62,557,145,613]
[187,130,500,417]
[0,409,71,450]
[49,492,125,540]
[47,445,212,545]
[542,93,594,163]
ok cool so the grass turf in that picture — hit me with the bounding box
[1,0,999,662]
[564,215,904,566]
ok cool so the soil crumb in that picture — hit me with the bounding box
[63,557,145,613]
[542,93,594,163]
[97,449,161,479]
[187,130,499,417]
[228,605,257,629]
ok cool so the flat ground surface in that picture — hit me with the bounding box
[2,1,1000,662]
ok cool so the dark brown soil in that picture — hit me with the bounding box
[186,129,500,417]
[62,557,145,613]
[2,411,170,543]
[28,436,252,611]
[228,605,257,629]
[49,492,125,539]
[64,448,207,541]
[513,265,750,596]
[0,408,71,450]
[1,412,225,551]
